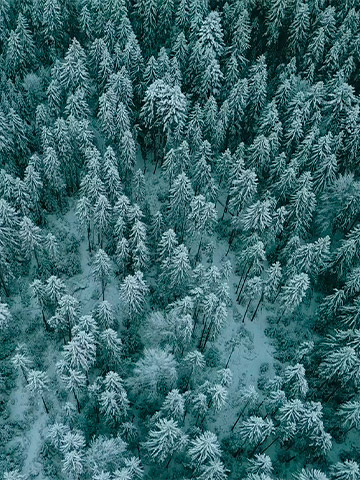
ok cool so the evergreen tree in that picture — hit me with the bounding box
[92,249,112,301]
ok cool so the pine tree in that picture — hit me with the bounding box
[330,461,360,480]
[162,244,191,292]
[188,195,217,259]
[119,271,149,322]
[160,389,185,421]
[198,459,228,480]
[59,366,87,413]
[144,418,186,466]
[0,301,11,331]
[30,279,50,331]
[188,431,222,467]
[27,369,50,414]
[92,249,112,301]
[168,172,194,239]
[60,38,90,92]
[236,416,275,453]
[247,454,273,476]
[278,273,310,322]
[94,194,112,248]
[129,348,177,400]
[94,301,115,328]
[63,330,97,373]
[19,216,42,268]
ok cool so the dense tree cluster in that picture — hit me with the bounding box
[0,0,360,479]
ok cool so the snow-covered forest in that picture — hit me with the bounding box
[1,0,360,479]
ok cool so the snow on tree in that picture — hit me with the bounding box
[237,416,275,451]
[119,271,149,321]
[63,330,97,373]
[158,229,178,263]
[19,216,42,267]
[94,300,115,328]
[62,449,85,479]
[59,365,87,413]
[294,469,329,480]
[93,194,112,248]
[92,249,112,300]
[26,369,50,413]
[3,471,27,480]
[197,459,228,480]
[60,38,89,92]
[45,275,66,305]
[339,401,360,434]
[12,347,33,384]
[160,389,185,421]
[183,350,205,389]
[168,172,194,240]
[0,301,11,331]
[247,454,273,476]
[162,244,191,292]
[99,328,123,367]
[144,418,186,465]
[283,363,309,398]
[129,348,177,400]
[330,461,360,480]
[278,273,310,321]
[188,431,222,466]
[188,195,217,259]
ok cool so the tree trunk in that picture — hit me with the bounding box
[324,382,342,402]
[201,321,214,352]
[250,294,263,322]
[242,298,252,322]
[87,224,92,253]
[231,399,250,431]
[250,436,267,457]
[198,320,209,350]
[41,395,49,414]
[237,265,252,301]
[225,346,235,369]
[34,249,40,269]
[42,310,50,332]
[221,194,230,220]
[21,366,29,384]
[260,436,279,454]
[102,279,105,301]
[73,390,81,413]
[184,366,194,391]
[165,453,173,469]
[343,424,355,436]
[195,235,203,262]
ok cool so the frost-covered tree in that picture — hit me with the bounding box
[330,461,360,480]
[26,369,50,413]
[92,249,112,300]
[119,271,148,322]
[188,431,222,467]
[144,418,186,466]
[129,348,177,401]
[278,273,310,322]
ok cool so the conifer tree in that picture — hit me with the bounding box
[92,249,112,301]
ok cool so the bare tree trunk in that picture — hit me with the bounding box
[242,298,252,322]
[225,346,236,368]
[260,436,279,454]
[250,293,263,322]
[41,395,49,414]
[231,399,251,431]
[73,390,81,413]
